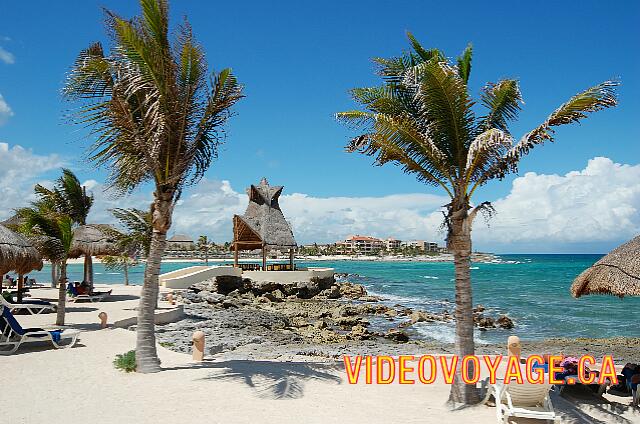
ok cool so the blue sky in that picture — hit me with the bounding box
[0,0,638,252]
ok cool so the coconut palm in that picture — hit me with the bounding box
[34,169,94,283]
[337,33,618,404]
[110,208,153,257]
[102,253,139,285]
[17,208,74,326]
[64,0,244,373]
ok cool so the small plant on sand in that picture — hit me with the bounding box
[159,341,174,348]
[113,350,137,373]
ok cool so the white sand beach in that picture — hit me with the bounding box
[3,285,639,424]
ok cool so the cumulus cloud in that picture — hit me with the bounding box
[473,157,640,252]
[3,147,638,253]
[0,94,14,125]
[0,143,63,218]
[0,46,15,64]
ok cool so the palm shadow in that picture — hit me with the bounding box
[166,360,343,399]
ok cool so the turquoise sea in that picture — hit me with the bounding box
[21,254,639,343]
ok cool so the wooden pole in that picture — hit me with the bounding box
[262,245,266,270]
[233,244,239,267]
[289,248,294,270]
[17,274,24,303]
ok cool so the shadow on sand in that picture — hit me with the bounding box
[551,386,640,424]
[165,359,342,399]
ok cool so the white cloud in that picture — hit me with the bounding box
[0,46,15,64]
[2,145,638,253]
[472,157,640,252]
[0,143,63,217]
[0,94,14,125]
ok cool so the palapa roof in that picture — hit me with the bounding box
[571,235,640,298]
[68,224,119,258]
[233,178,296,250]
[168,234,194,243]
[0,224,43,275]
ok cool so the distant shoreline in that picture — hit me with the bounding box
[60,252,498,265]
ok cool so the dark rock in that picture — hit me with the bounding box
[496,315,514,329]
[215,275,244,295]
[386,329,409,343]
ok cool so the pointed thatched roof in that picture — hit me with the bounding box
[0,224,43,275]
[571,235,640,298]
[68,224,119,258]
[233,178,296,250]
[0,214,23,228]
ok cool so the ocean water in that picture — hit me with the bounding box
[20,254,640,343]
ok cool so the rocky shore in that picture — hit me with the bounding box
[154,273,636,364]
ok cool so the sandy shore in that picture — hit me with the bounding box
[4,284,639,423]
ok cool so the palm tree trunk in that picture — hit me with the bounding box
[56,262,67,326]
[51,261,58,288]
[447,209,479,405]
[84,254,94,291]
[124,262,129,286]
[135,230,166,373]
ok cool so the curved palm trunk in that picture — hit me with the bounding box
[447,208,479,405]
[56,262,67,326]
[124,262,129,285]
[135,230,166,373]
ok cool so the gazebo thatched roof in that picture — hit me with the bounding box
[571,235,640,298]
[0,224,43,275]
[69,224,119,258]
[233,178,296,251]
[0,214,23,228]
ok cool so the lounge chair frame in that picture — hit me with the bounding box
[492,380,560,423]
[69,289,112,303]
[0,295,55,315]
[0,306,79,355]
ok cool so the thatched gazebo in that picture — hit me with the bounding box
[69,224,118,286]
[232,178,297,269]
[571,235,640,298]
[0,224,43,302]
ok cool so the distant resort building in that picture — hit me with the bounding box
[232,178,297,269]
[166,234,195,250]
[385,237,402,250]
[401,240,439,252]
[334,235,442,254]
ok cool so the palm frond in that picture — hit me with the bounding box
[456,43,472,84]
[479,79,522,132]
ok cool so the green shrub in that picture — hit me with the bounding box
[159,341,174,348]
[113,350,136,373]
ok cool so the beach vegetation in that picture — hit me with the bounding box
[64,0,244,373]
[337,33,618,404]
[113,350,137,373]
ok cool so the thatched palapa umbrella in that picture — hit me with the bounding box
[571,235,640,298]
[69,224,118,289]
[0,224,43,302]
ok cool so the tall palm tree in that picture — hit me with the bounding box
[64,0,244,373]
[17,208,74,325]
[337,33,618,404]
[35,169,94,283]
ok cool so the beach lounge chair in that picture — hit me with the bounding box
[491,378,559,423]
[69,289,113,303]
[1,295,55,315]
[0,306,80,354]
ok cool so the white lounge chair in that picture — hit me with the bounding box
[1,295,55,315]
[0,306,80,354]
[69,289,112,303]
[492,378,559,423]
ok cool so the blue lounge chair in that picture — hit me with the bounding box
[0,306,79,354]
[1,295,55,315]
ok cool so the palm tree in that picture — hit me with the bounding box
[17,208,74,325]
[110,208,153,257]
[34,169,94,283]
[102,254,139,285]
[337,33,618,404]
[197,235,211,264]
[64,0,244,373]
